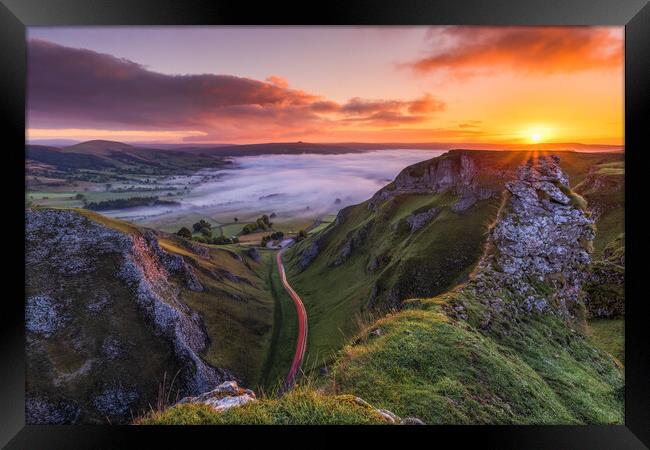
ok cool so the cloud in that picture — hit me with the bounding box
[27,39,444,141]
[265,75,289,88]
[27,39,319,131]
[340,94,445,116]
[406,26,622,77]
[406,94,446,114]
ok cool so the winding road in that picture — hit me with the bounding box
[276,245,308,389]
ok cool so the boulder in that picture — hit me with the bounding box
[177,380,257,412]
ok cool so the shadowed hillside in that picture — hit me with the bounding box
[25,208,276,424]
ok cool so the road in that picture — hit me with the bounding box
[276,245,308,389]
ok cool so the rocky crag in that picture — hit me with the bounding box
[25,209,230,424]
[574,161,625,319]
[462,155,595,326]
[327,155,623,425]
[368,151,496,212]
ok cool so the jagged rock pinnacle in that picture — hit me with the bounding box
[472,155,595,322]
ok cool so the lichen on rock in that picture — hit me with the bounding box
[469,155,595,323]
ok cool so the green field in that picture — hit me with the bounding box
[26,188,185,211]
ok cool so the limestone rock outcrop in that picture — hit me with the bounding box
[469,155,595,323]
[368,152,495,211]
[25,208,230,424]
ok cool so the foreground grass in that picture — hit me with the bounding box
[136,387,390,425]
[329,297,623,425]
[588,319,625,365]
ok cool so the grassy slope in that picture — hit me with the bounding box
[77,210,277,389]
[587,319,625,365]
[573,158,625,361]
[136,150,625,425]
[282,150,621,373]
[320,156,625,425]
[328,296,623,424]
[284,193,501,372]
[137,386,390,425]
[573,158,624,255]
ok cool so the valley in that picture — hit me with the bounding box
[25,144,625,425]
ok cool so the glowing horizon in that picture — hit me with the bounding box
[26,26,624,146]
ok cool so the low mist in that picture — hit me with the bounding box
[111,149,446,225]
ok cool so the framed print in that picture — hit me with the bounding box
[1,0,649,448]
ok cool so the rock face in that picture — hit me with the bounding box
[406,207,440,233]
[329,219,374,267]
[470,155,595,322]
[368,152,494,211]
[583,261,625,318]
[25,209,230,424]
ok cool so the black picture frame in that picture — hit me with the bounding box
[2,0,648,448]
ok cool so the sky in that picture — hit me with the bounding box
[26,26,624,145]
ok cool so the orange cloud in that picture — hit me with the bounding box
[265,75,289,88]
[407,27,622,77]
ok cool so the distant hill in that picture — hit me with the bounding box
[25,140,229,174]
[28,139,624,159]
[62,139,136,155]
[173,141,624,156]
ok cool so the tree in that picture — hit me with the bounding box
[296,229,308,241]
[176,227,192,240]
[200,227,213,238]
[74,193,85,200]
[192,219,212,233]
[234,217,238,222]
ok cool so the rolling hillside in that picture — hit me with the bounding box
[143,153,624,425]
[284,150,624,370]
[26,140,230,175]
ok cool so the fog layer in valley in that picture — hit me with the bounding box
[110,149,445,226]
